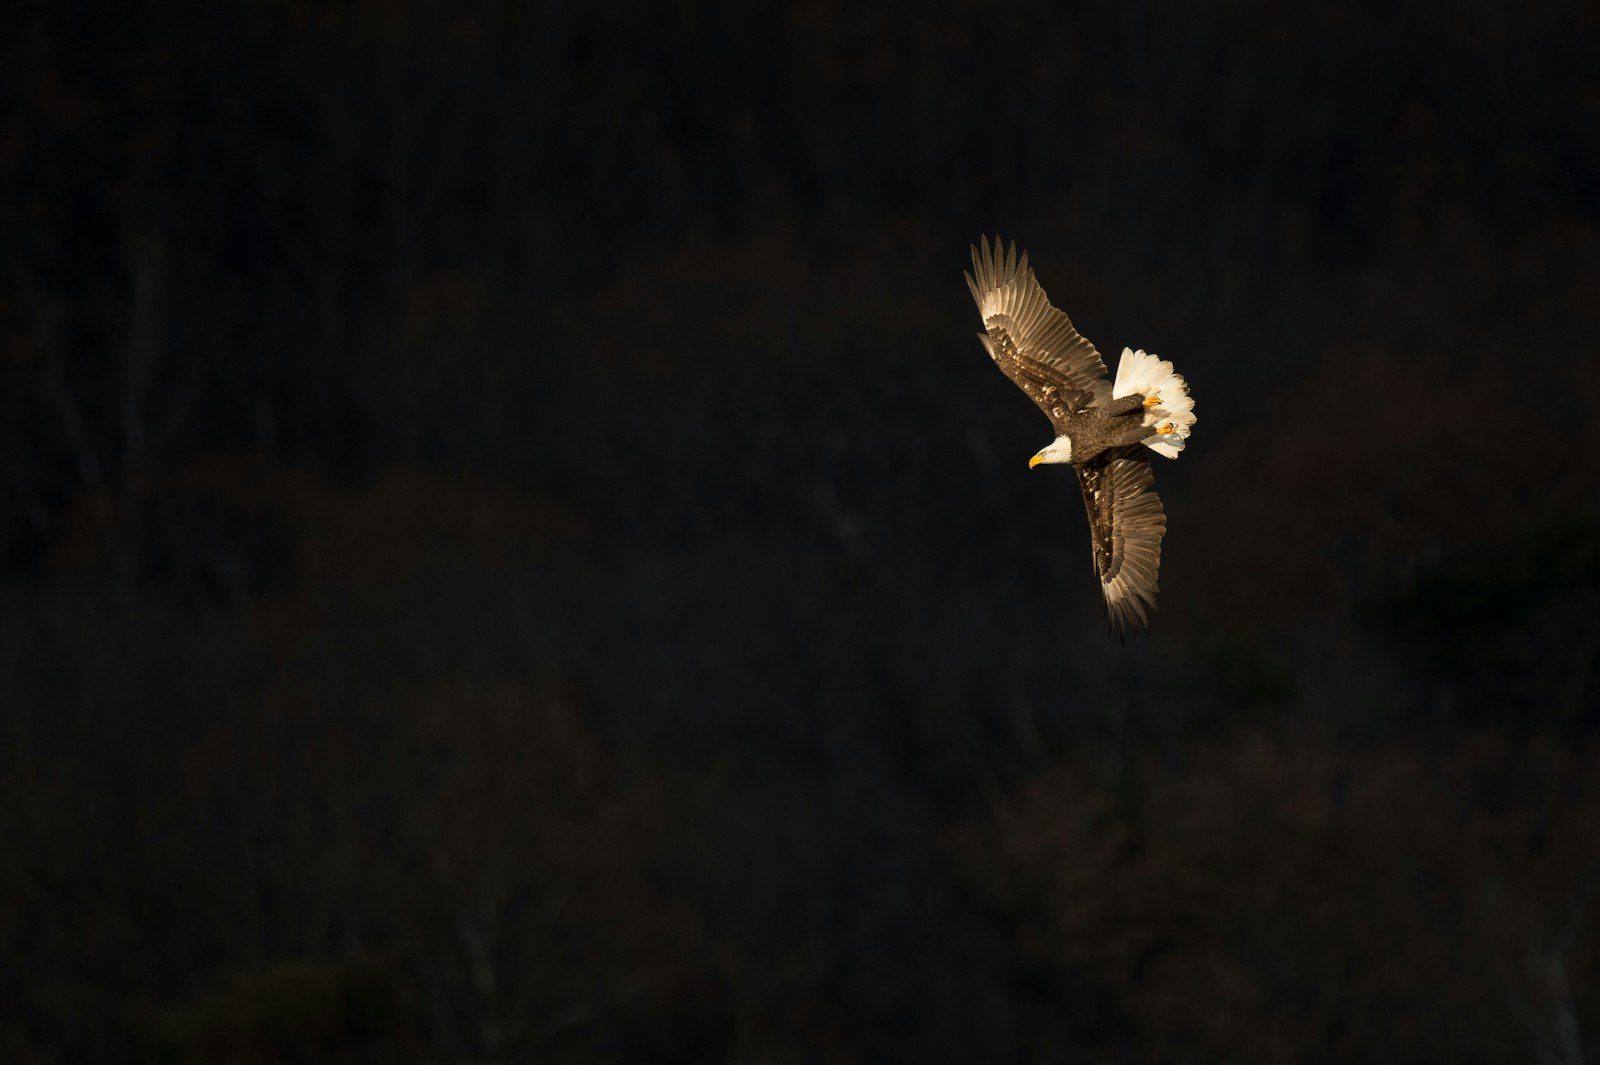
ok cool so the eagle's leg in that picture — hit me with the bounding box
[1100,393,1147,418]
[1112,420,1160,448]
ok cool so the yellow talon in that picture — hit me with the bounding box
[1156,423,1175,435]
[1143,394,1162,407]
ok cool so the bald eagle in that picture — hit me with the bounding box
[966,236,1196,636]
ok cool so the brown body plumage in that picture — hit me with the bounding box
[1054,401,1157,463]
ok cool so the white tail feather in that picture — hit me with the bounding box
[1112,347,1196,458]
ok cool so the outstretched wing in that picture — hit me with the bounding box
[1075,448,1167,637]
[965,235,1110,429]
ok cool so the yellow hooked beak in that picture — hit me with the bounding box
[1028,453,1044,469]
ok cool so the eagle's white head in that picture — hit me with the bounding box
[1029,435,1074,468]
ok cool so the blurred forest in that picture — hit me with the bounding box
[3,0,1600,1061]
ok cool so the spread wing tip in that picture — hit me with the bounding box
[969,234,1026,279]
[966,235,1109,405]
[1105,593,1157,639]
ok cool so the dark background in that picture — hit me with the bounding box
[4,1,1600,1061]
